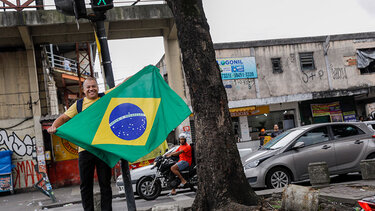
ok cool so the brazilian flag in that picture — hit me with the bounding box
[55,65,191,167]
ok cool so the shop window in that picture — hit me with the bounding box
[357,48,375,74]
[299,52,315,71]
[271,58,283,73]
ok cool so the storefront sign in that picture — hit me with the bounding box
[230,106,269,117]
[217,57,257,80]
[183,126,190,132]
[343,111,357,122]
[311,102,341,117]
[330,113,343,122]
[52,134,79,161]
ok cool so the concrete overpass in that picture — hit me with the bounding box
[0,4,177,47]
[0,4,185,188]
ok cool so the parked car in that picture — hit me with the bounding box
[241,122,375,189]
[117,145,253,195]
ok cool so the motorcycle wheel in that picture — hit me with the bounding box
[137,176,162,201]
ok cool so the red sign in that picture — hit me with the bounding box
[183,126,190,132]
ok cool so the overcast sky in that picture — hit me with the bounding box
[96,0,375,88]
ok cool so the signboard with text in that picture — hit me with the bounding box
[217,57,257,80]
[311,102,341,117]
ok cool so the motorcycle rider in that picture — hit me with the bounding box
[166,133,192,195]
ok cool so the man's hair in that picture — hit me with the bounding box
[83,77,98,87]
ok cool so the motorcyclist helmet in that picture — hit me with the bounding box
[179,133,187,139]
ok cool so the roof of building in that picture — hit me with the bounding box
[214,31,375,49]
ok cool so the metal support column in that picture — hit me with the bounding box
[93,14,136,211]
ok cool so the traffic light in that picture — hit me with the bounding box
[91,0,113,11]
[54,0,87,19]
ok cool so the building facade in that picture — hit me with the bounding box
[165,32,375,142]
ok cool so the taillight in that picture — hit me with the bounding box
[358,200,375,211]
[372,134,375,138]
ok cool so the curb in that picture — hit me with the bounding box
[40,193,127,209]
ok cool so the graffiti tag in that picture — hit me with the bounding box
[13,160,42,189]
[302,70,324,83]
[0,129,35,157]
[331,66,347,80]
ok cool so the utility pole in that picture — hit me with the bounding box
[90,11,136,211]
[53,0,136,209]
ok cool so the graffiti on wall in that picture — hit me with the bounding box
[13,159,42,189]
[0,129,35,157]
[301,70,324,83]
[287,53,296,64]
[223,79,255,90]
[0,128,40,189]
[234,79,255,90]
[330,65,348,80]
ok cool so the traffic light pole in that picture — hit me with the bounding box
[93,13,136,211]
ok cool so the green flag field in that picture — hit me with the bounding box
[55,65,191,167]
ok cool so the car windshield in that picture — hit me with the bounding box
[263,129,303,150]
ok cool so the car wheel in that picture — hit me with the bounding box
[266,167,292,189]
[366,153,375,160]
[136,177,161,201]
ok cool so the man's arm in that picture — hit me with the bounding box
[47,114,71,134]
[166,150,184,157]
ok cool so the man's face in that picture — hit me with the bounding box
[274,125,279,131]
[179,138,186,145]
[83,79,98,100]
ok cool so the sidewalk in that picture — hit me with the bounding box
[0,181,123,211]
[0,178,374,211]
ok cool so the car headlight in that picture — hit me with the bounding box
[244,160,260,169]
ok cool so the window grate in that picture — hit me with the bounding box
[299,52,315,71]
[271,58,283,73]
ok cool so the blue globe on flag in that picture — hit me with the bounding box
[109,103,147,140]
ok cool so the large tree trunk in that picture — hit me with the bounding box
[166,1,259,210]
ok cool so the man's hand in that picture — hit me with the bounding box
[47,114,71,135]
[166,153,171,158]
[47,126,57,134]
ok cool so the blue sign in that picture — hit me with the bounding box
[217,57,257,80]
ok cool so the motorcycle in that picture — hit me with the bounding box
[136,154,197,200]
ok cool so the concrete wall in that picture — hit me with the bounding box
[0,51,33,119]
[0,51,42,190]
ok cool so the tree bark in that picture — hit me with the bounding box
[166,0,259,210]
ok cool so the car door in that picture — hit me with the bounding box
[331,124,368,173]
[292,126,336,180]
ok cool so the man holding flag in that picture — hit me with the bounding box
[48,77,116,211]
[47,65,191,210]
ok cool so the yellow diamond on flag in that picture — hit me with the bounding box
[92,98,161,146]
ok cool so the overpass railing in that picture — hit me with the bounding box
[45,49,79,74]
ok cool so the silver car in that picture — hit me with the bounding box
[242,122,375,189]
